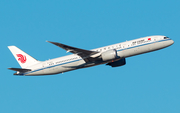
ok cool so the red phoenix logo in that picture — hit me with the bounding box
[16,54,27,63]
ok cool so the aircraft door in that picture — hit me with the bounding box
[42,62,47,73]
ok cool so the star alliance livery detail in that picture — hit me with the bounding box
[8,35,174,76]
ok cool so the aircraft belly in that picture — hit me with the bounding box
[43,60,85,74]
[25,70,45,75]
[23,60,86,75]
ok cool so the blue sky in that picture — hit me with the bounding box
[1,0,180,113]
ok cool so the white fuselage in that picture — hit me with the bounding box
[20,35,174,76]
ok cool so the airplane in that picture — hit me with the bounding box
[8,35,174,76]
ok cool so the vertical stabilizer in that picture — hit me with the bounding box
[8,46,39,68]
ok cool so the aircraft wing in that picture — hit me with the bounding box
[47,41,100,62]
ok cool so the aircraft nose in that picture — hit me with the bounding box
[170,39,174,45]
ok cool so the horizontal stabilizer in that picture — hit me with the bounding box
[8,68,31,72]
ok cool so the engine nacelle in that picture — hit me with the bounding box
[101,49,118,61]
[106,58,126,67]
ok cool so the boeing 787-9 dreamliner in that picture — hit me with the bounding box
[8,35,174,76]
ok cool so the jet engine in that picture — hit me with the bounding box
[106,58,126,67]
[101,49,118,61]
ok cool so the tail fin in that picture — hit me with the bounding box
[8,46,39,68]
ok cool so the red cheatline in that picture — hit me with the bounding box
[148,38,151,40]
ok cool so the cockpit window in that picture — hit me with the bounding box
[164,37,169,39]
